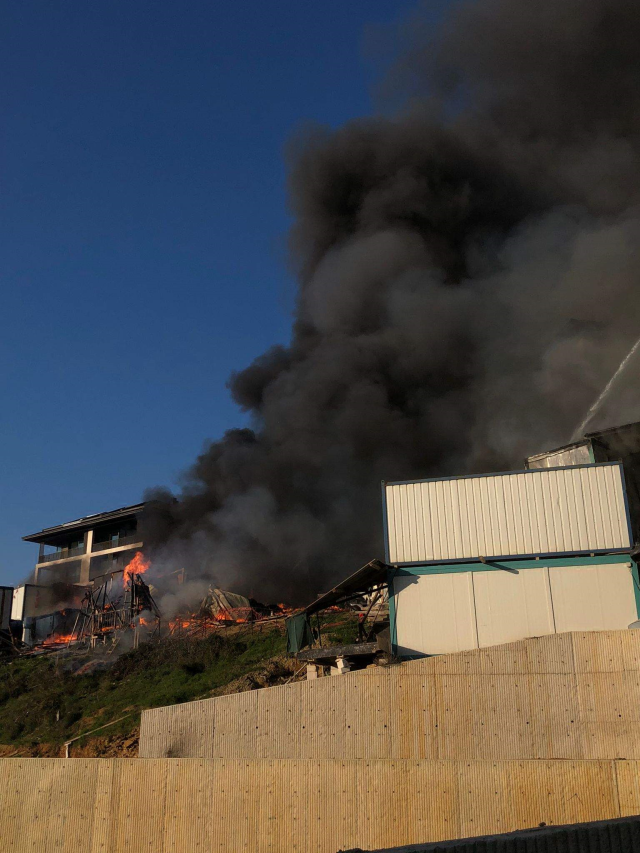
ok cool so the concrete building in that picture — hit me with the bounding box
[22,502,145,586]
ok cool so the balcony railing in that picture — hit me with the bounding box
[91,533,141,553]
[38,546,85,564]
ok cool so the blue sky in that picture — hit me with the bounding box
[0,1,450,585]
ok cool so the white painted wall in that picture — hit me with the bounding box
[548,564,638,632]
[385,464,631,564]
[393,572,477,656]
[472,567,555,648]
[393,563,638,656]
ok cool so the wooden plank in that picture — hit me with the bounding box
[296,642,378,661]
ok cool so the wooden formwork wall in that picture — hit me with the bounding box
[140,630,640,760]
[2,758,640,853]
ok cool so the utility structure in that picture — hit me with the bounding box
[383,460,638,657]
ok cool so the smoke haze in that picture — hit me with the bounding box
[143,0,640,604]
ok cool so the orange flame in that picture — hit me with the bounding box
[42,633,78,646]
[123,551,151,586]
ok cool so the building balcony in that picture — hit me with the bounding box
[38,545,86,564]
[91,533,141,553]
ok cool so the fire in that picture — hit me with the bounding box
[123,551,151,586]
[42,633,78,646]
[168,617,195,633]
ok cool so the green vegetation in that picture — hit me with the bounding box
[318,614,361,646]
[0,629,287,749]
[0,612,359,753]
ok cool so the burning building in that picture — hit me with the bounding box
[22,502,146,586]
[12,500,284,649]
[12,503,149,647]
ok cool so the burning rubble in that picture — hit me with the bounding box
[6,549,294,658]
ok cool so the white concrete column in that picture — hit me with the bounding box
[79,529,94,584]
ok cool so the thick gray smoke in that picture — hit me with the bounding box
[143,0,640,604]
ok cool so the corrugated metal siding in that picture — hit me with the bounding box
[384,464,631,564]
[0,757,634,853]
[367,814,640,853]
[139,630,640,762]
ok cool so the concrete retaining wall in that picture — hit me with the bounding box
[2,758,639,853]
[140,630,640,760]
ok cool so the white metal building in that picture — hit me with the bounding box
[383,463,640,657]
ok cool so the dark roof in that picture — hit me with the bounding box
[361,813,640,853]
[305,559,389,616]
[585,419,640,438]
[23,503,146,543]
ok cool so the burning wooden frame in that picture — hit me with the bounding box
[60,571,162,650]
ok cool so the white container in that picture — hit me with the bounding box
[384,463,632,565]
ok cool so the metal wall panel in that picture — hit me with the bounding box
[140,630,640,762]
[392,561,637,657]
[384,464,631,564]
[527,444,592,469]
[549,563,638,633]
[473,567,555,648]
[0,757,633,853]
[394,572,478,656]
[370,815,640,853]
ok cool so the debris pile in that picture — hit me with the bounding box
[6,547,295,660]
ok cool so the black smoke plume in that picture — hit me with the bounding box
[143,0,640,604]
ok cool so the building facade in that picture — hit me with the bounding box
[22,502,145,586]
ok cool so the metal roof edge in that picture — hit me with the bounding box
[382,460,623,487]
[304,558,390,616]
[526,438,590,461]
[22,502,147,542]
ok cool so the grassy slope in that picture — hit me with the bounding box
[0,614,358,754]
